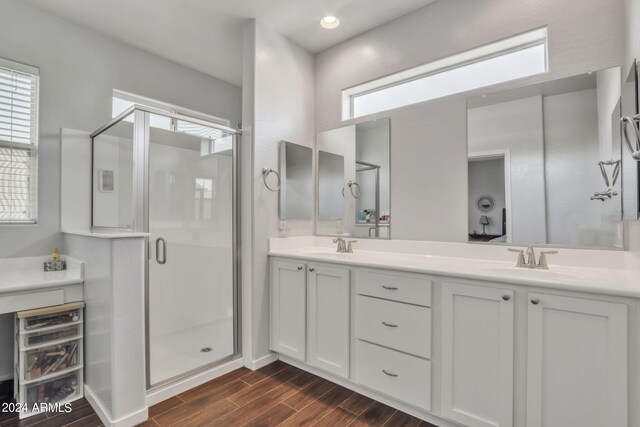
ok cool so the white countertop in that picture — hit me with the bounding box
[0,256,84,294]
[269,237,640,298]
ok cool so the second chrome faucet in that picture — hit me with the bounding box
[508,246,557,270]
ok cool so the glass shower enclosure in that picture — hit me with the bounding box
[91,105,240,389]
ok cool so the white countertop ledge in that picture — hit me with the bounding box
[269,237,640,299]
[63,230,150,239]
[0,256,84,294]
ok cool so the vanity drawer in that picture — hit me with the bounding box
[355,270,431,306]
[355,340,431,411]
[356,295,431,359]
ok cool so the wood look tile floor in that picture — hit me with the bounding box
[141,361,435,427]
[0,361,435,427]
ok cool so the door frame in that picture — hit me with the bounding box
[468,149,512,243]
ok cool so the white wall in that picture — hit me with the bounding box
[596,68,622,160]
[468,96,547,245]
[468,159,505,236]
[242,20,315,364]
[316,0,626,243]
[0,0,241,258]
[626,0,640,71]
[63,235,147,426]
[543,89,616,246]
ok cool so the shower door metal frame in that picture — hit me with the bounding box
[356,160,380,238]
[91,104,242,391]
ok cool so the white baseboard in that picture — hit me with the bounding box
[146,357,245,407]
[85,385,148,427]
[246,352,279,370]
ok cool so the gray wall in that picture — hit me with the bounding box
[316,0,626,243]
[0,0,242,258]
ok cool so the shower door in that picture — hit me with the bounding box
[146,113,237,388]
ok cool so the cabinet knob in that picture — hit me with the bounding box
[531,298,540,305]
[297,266,303,271]
[502,295,511,301]
[382,369,399,377]
[309,267,315,272]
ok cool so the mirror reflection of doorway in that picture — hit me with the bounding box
[468,151,510,243]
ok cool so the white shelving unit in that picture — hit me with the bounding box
[14,302,85,419]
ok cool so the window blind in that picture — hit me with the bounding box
[0,62,38,223]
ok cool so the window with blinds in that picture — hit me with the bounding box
[0,59,38,224]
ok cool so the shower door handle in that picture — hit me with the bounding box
[156,237,167,265]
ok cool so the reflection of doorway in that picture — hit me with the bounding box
[468,150,512,243]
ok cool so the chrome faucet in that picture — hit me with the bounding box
[508,246,558,270]
[333,237,347,253]
[333,238,357,253]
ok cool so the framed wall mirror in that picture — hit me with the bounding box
[278,140,313,220]
[316,118,390,239]
[467,66,628,249]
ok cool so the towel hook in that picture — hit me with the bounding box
[621,115,640,160]
[262,167,281,192]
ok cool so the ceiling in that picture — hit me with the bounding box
[23,0,437,87]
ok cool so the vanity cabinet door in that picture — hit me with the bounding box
[441,282,514,427]
[526,293,627,427]
[270,259,307,361]
[307,264,350,378]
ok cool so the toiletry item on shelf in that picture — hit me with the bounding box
[44,247,66,271]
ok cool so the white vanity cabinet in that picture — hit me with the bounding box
[269,254,632,427]
[270,259,307,361]
[307,264,350,378]
[270,259,351,376]
[441,282,514,427]
[526,293,628,427]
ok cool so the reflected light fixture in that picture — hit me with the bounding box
[320,16,340,29]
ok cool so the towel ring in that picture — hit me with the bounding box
[341,180,361,199]
[621,115,640,161]
[262,167,281,192]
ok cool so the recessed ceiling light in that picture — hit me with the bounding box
[320,16,340,29]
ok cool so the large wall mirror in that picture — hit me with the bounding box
[316,118,390,239]
[279,140,313,220]
[467,66,633,249]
